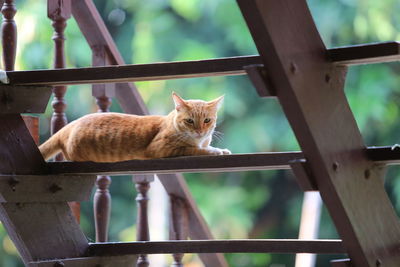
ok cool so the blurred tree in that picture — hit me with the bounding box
[0,0,399,266]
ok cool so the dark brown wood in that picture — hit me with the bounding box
[71,0,147,115]
[244,64,275,97]
[48,0,71,161]
[87,239,345,256]
[365,145,400,164]
[4,41,400,87]
[0,175,96,202]
[0,202,88,265]
[0,115,46,174]
[7,56,262,86]
[48,0,81,222]
[1,0,17,71]
[47,152,301,176]
[92,45,114,243]
[237,0,400,266]
[28,255,138,267]
[290,159,317,191]
[133,175,154,267]
[0,85,51,113]
[329,42,400,65]
[331,259,353,267]
[169,196,189,267]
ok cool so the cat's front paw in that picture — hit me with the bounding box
[221,148,231,155]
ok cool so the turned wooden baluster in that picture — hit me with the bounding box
[92,45,114,242]
[169,195,189,267]
[134,175,154,267]
[1,0,16,71]
[48,0,80,221]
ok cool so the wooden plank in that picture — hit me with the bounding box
[0,175,96,202]
[331,259,353,267]
[329,42,400,65]
[6,56,262,86]
[87,239,345,255]
[290,159,317,191]
[0,85,51,113]
[237,0,400,266]
[46,152,300,176]
[0,114,46,174]
[22,115,39,144]
[28,256,137,267]
[366,145,400,164]
[0,202,88,265]
[2,42,398,87]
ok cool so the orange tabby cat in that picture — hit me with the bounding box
[39,92,231,162]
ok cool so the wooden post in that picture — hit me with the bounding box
[1,0,16,71]
[92,45,114,242]
[169,196,189,267]
[47,0,80,222]
[237,0,400,266]
[133,175,154,267]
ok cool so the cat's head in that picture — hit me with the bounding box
[172,92,224,141]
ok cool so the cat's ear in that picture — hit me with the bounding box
[172,92,187,111]
[207,95,224,110]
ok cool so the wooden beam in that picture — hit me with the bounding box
[3,42,399,87]
[0,175,96,202]
[46,152,300,176]
[237,0,400,266]
[0,202,88,265]
[0,85,51,113]
[6,56,261,86]
[28,255,138,267]
[0,114,46,174]
[365,145,400,164]
[328,42,400,65]
[87,239,345,256]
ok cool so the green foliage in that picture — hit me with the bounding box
[0,0,399,266]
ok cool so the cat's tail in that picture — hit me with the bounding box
[39,130,63,161]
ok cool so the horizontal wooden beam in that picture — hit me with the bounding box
[328,41,400,65]
[7,56,262,86]
[1,146,390,177]
[87,239,346,255]
[28,255,138,267]
[0,175,96,202]
[5,42,399,86]
[46,152,301,176]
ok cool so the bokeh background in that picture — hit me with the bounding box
[1,0,400,266]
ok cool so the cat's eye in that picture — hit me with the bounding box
[185,118,194,124]
[204,118,211,123]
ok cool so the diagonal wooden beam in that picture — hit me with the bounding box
[237,0,400,266]
[71,1,228,266]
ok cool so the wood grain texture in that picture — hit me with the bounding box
[237,0,400,266]
[87,239,345,255]
[28,255,137,267]
[0,114,46,174]
[0,85,51,113]
[0,175,95,202]
[0,202,88,265]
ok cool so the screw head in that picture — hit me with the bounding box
[364,169,371,179]
[332,162,339,171]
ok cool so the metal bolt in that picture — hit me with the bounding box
[49,183,62,193]
[290,62,297,74]
[332,162,339,171]
[325,74,331,83]
[53,261,64,267]
[376,259,382,267]
[364,169,371,179]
